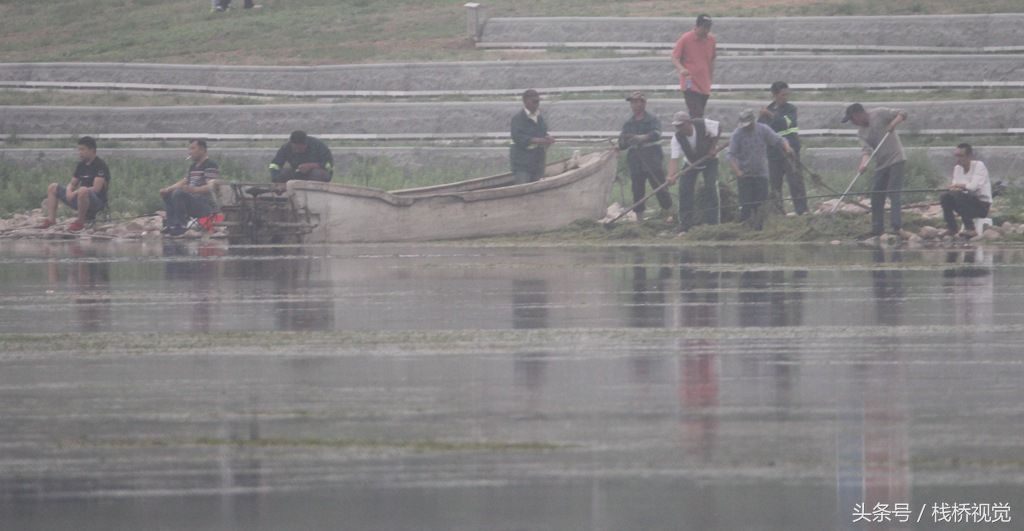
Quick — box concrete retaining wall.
[2,55,1023,94]
[480,14,1024,49]
[3,99,1022,137]
[4,146,1022,182]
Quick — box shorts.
[56,187,106,219]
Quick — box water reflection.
[942,248,994,327]
[871,249,906,326]
[45,242,112,332]
[512,279,550,395]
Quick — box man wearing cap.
[842,103,908,237]
[667,110,720,231]
[728,109,793,229]
[510,89,555,184]
[759,81,807,215]
[672,14,717,118]
[618,91,671,220]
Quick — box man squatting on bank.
[37,136,110,233]
[940,143,992,239]
[160,139,220,236]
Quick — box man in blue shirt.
[728,109,792,229]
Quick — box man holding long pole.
[841,103,908,237]
[618,91,672,221]
[667,111,720,231]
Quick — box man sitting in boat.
[268,130,334,183]
[510,89,556,185]
[160,139,220,236]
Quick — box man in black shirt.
[269,130,334,183]
[510,89,555,184]
[618,91,671,220]
[759,81,807,215]
[160,139,220,236]
[37,136,110,232]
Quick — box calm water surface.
[1,240,1022,530]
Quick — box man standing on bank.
[841,103,908,237]
[619,91,672,221]
[672,14,716,118]
[269,130,334,184]
[759,81,807,215]
[728,109,793,230]
[160,139,220,237]
[939,143,991,238]
[667,111,720,231]
[510,89,555,184]
[37,136,110,232]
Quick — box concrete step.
[3,146,1022,184]
[2,99,1022,139]
[2,55,1023,98]
[479,14,1024,52]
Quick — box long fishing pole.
[829,130,891,214]
[605,143,729,226]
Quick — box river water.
[1,240,1022,530]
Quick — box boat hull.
[284,149,617,243]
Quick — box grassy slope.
[0,0,1020,65]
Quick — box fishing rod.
[677,186,950,220]
[829,130,891,214]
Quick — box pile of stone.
[0,209,227,240]
[917,221,1024,242]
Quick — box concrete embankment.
[2,99,1021,139]
[2,55,1023,95]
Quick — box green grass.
[0,0,1020,65]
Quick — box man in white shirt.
[667,111,720,231]
[939,143,992,238]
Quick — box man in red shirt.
[672,14,717,118]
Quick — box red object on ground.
[196,213,225,232]
[34,220,55,229]
[67,221,86,232]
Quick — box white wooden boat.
[215,149,617,244]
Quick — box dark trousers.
[940,191,990,232]
[737,176,768,230]
[870,162,904,234]
[628,152,671,216]
[274,166,332,184]
[683,90,709,118]
[163,189,214,228]
[768,152,808,215]
[678,158,720,229]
